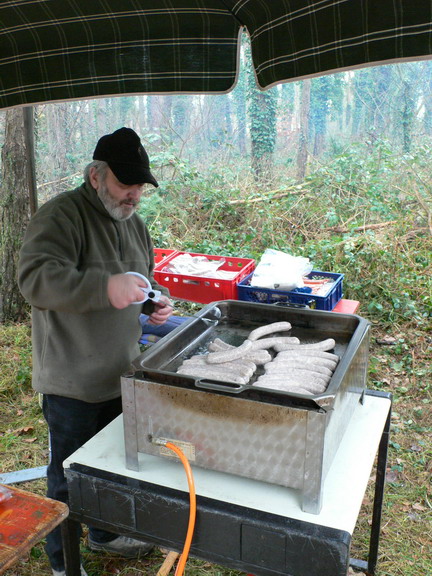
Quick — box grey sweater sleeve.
[18,202,111,314]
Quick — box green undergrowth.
[1,139,431,575]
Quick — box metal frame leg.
[350,390,392,576]
[61,518,81,576]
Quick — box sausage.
[276,349,339,362]
[248,321,292,341]
[265,361,333,378]
[207,338,232,351]
[181,356,256,379]
[246,350,273,365]
[273,338,336,352]
[177,365,249,385]
[204,332,336,364]
[274,354,338,371]
[183,355,256,372]
[274,357,337,371]
[250,337,300,351]
[208,338,272,365]
[206,339,253,364]
[261,367,331,385]
[267,355,334,372]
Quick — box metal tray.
[131,300,370,410]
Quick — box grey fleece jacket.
[18,182,169,402]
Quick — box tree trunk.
[296,79,311,181]
[172,95,190,140]
[248,87,277,182]
[0,108,32,322]
[243,40,277,183]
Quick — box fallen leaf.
[412,503,426,511]
[23,438,37,443]
[376,336,397,345]
[13,426,34,436]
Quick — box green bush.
[138,139,431,329]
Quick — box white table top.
[65,393,390,535]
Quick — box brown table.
[0,484,69,574]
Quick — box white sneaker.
[52,565,87,576]
[88,535,153,558]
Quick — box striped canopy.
[1,0,432,109]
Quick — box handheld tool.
[125,271,162,304]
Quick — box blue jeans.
[138,314,190,345]
[42,394,123,570]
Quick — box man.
[18,127,173,576]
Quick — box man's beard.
[98,182,136,221]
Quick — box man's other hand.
[147,295,173,325]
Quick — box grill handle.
[194,380,248,394]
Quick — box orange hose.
[165,442,197,576]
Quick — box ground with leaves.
[0,307,430,576]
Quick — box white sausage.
[255,374,328,390]
[206,339,253,364]
[250,337,300,351]
[261,368,331,385]
[273,355,337,371]
[181,357,256,379]
[273,338,336,352]
[207,338,233,351]
[207,338,272,365]
[248,321,292,341]
[265,360,334,378]
[246,350,273,365]
[277,349,339,363]
[177,365,249,385]
[183,355,256,372]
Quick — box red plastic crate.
[154,251,255,303]
[153,248,178,266]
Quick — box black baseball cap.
[93,127,158,187]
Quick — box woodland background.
[0,44,431,576]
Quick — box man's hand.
[147,295,173,325]
[107,273,149,309]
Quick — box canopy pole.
[23,106,38,215]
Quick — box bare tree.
[296,79,311,181]
[0,108,33,322]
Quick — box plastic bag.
[163,253,227,277]
[251,249,313,291]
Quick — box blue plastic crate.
[237,270,344,311]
